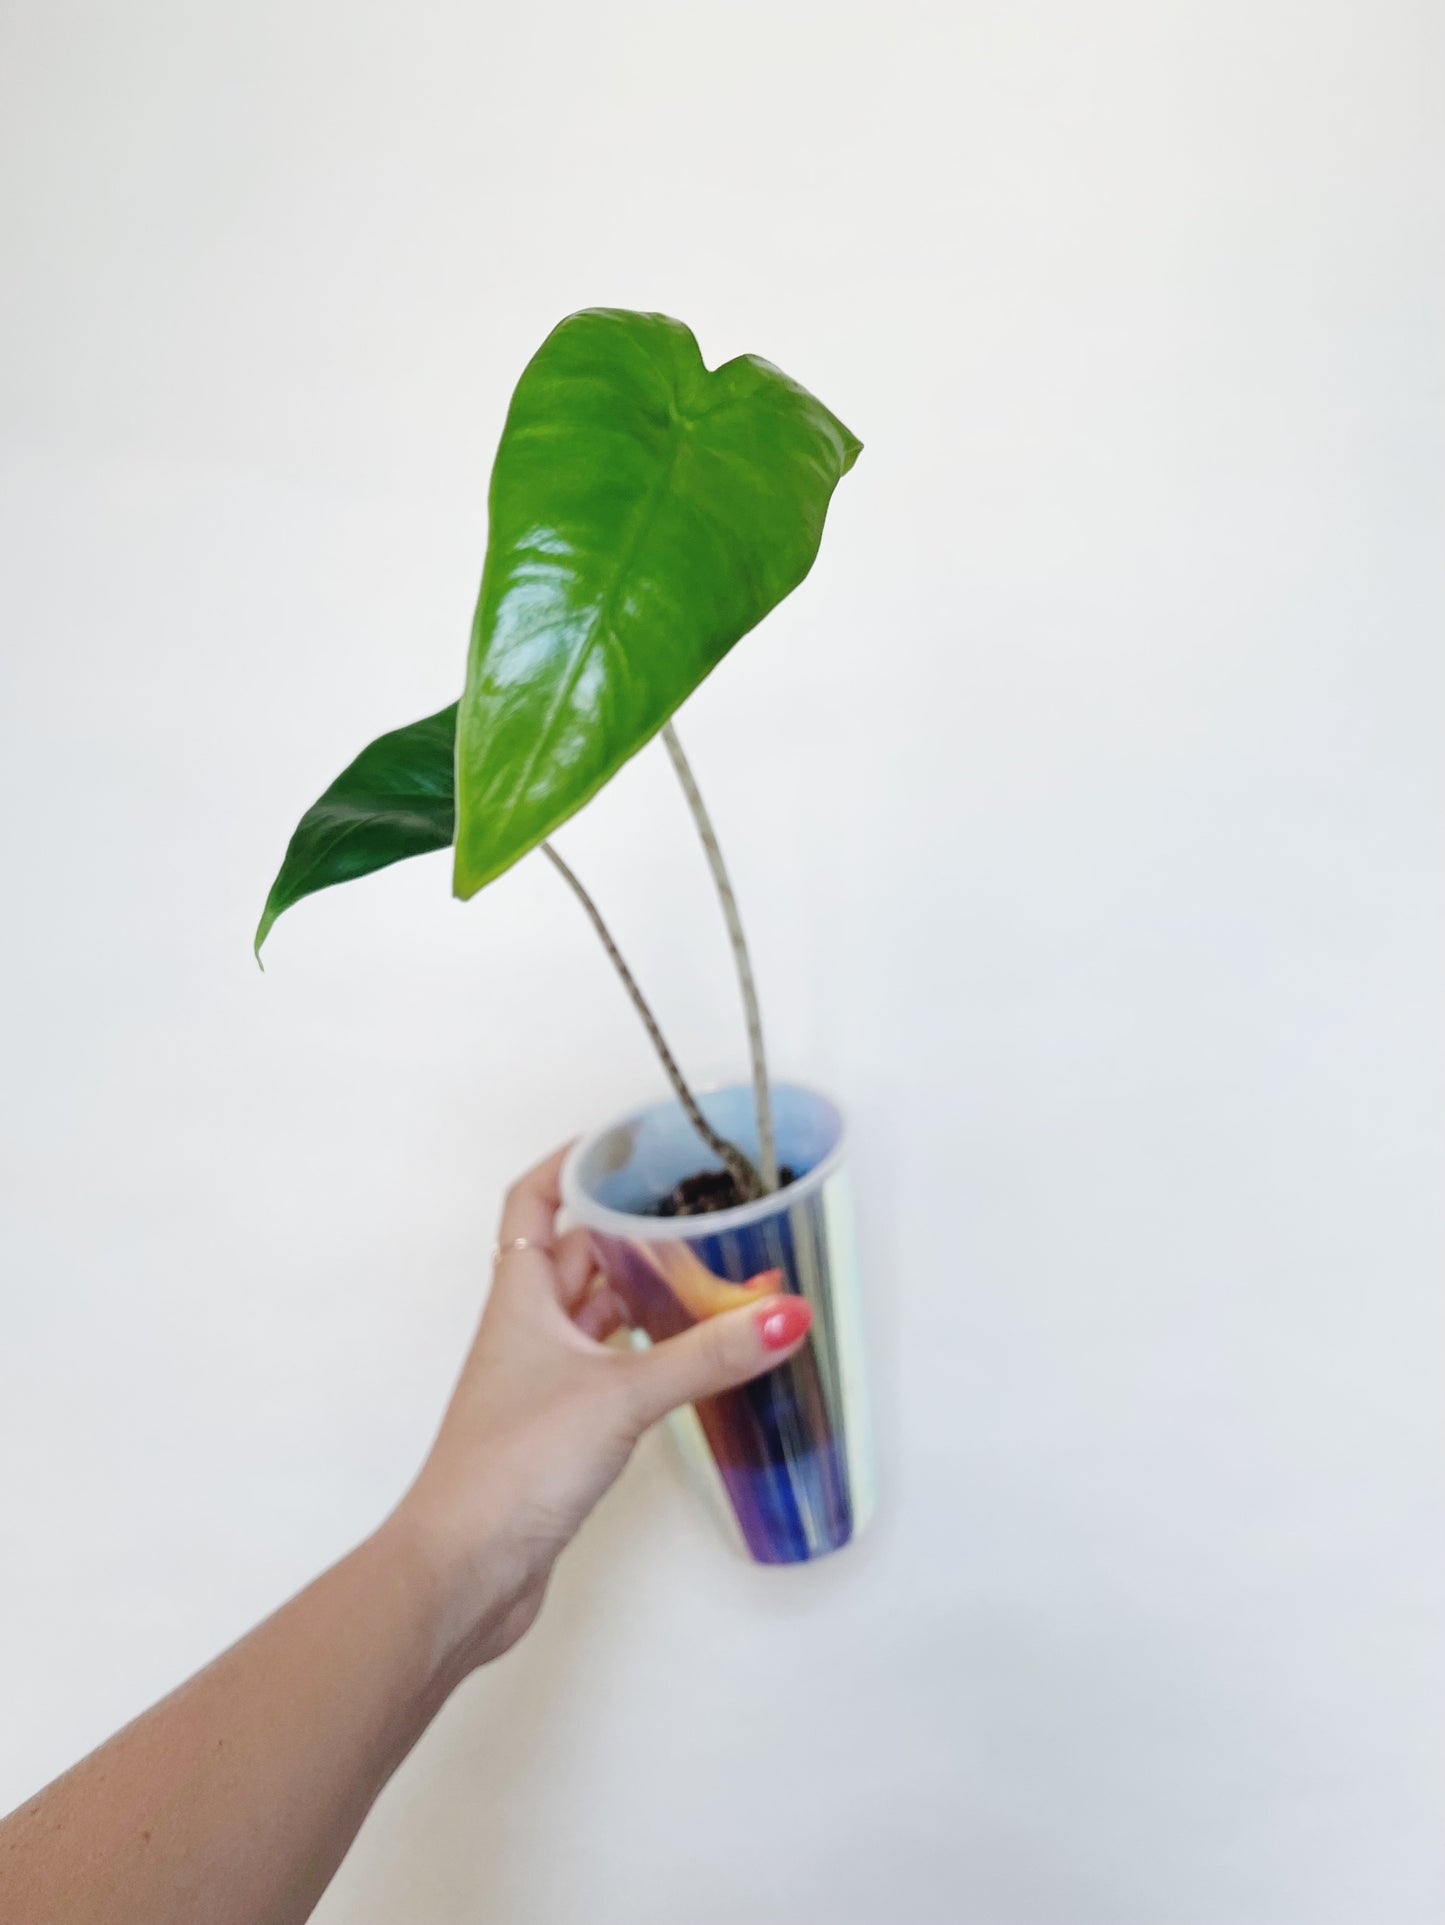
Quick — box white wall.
[2,2,1442,1919]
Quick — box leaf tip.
[253,902,277,969]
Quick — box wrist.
[376,1492,533,1683]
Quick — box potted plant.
[257,307,870,1563]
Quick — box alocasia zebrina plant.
[257,308,859,1200]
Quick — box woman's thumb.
[620,1293,813,1432]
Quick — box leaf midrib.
[483,399,692,853]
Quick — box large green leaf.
[254,704,456,957]
[453,308,860,898]
[255,311,859,955]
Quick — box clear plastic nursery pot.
[561,1083,874,1565]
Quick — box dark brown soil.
[647,1166,798,1218]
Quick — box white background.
[2,2,1442,1920]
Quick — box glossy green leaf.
[255,311,859,956]
[254,704,457,957]
[453,308,860,899]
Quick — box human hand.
[0,1147,811,1925]
[391,1144,812,1675]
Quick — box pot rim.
[560,1080,847,1243]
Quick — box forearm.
[0,1514,481,1925]
[0,1145,809,1925]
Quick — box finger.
[574,1282,629,1344]
[618,1294,812,1433]
[553,1227,598,1309]
[497,1141,575,1253]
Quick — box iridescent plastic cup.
[561,1083,873,1564]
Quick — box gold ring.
[491,1237,539,1265]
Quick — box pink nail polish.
[756,1296,812,1352]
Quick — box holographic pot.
[561,1083,873,1564]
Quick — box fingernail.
[755,1296,812,1352]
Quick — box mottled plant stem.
[660,722,780,1193]
[541,841,763,1201]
